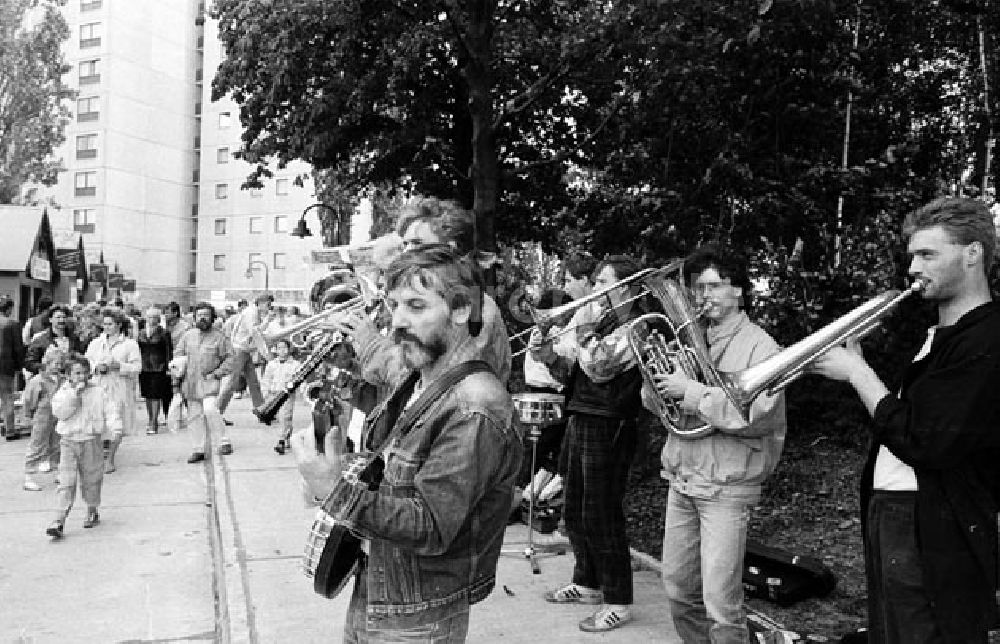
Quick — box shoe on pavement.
[217,443,233,456]
[38,461,52,473]
[578,605,632,633]
[544,583,603,605]
[23,477,42,492]
[83,509,100,528]
[146,424,158,435]
[46,520,64,538]
[222,418,234,427]
[187,452,206,464]
[274,440,286,455]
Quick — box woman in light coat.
[85,308,141,473]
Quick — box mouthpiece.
[909,277,929,293]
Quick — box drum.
[511,393,565,427]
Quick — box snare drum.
[511,393,565,427]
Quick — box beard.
[196,319,212,331]
[392,328,448,369]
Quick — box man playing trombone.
[646,245,786,643]
[530,255,649,633]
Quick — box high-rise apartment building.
[31,0,202,304]
[27,2,371,309]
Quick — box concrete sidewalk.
[1,396,672,643]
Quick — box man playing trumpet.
[647,246,786,643]
[813,197,1000,642]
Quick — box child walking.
[23,350,65,491]
[260,339,300,455]
[46,355,122,538]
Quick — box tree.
[211,0,645,256]
[0,0,72,204]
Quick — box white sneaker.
[23,477,42,492]
[38,462,52,473]
[544,583,603,604]
[579,605,632,633]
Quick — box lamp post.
[291,202,344,246]
[245,259,269,293]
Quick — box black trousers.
[865,491,945,644]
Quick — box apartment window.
[74,171,97,196]
[75,133,98,159]
[77,96,99,122]
[194,135,201,149]
[191,203,199,218]
[81,0,102,11]
[250,187,262,198]
[215,183,228,199]
[249,216,264,234]
[216,147,229,164]
[218,111,231,128]
[275,178,289,196]
[73,208,96,233]
[192,169,200,183]
[274,215,288,233]
[194,102,202,116]
[248,252,263,267]
[79,59,100,84]
[214,218,227,235]
[195,68,203,83]
[213,255,226,271]
[273,253,287,270]
[79,23,101,48]
[188,270,197,285]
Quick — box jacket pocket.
[384,450,421,489]
[371,540,423,606]
[710,435,761,483]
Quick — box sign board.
[30,255,51,281]
[310,248,352,265]
[108,272,123,289]
[122,279,136,292]
[90,263,108,283]
[56,249,81,271]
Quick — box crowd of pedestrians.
[0,293,308,539]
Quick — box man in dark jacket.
[0,297,26,439]
[815,197,1000,643]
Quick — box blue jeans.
[661,486,752,644]
[342,570,470,643]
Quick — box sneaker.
[217,443,233,456]
[46,520,64,538]
[38,461,52,473]
[222,418,234,427]
[23,477,42,492]
[187,452,206,464]
[578,605,632,633]
[146,425,158,435]
[273,440,286,455]
[544,583,603,605]
[83,509,100,529]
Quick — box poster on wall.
[90,263,108,284]
[30,255,51,281]
[108,273,124,289]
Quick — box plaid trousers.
[562,413,637,605]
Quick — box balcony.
[80,37,101,48]
[77,111,99,123]
[75,187,96,197]
[81,0,102,10]
[79,74,100,85]
[76,149,97,160]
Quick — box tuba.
[627,274,737,439]
[629,270,928,438]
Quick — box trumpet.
[510,262,683,358]
[250,285,372,356]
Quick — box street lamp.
[292,202,344,245]
[245,259,269,292]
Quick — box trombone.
[510,261,683,358]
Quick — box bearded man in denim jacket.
[295,245,522,643]
[647,246,786,643]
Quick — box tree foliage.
[0,0,72,204]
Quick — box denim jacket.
[322,355,522,629]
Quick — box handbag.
[743,539,837,606]
[303,360,494,599]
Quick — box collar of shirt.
[706,310,749,347]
